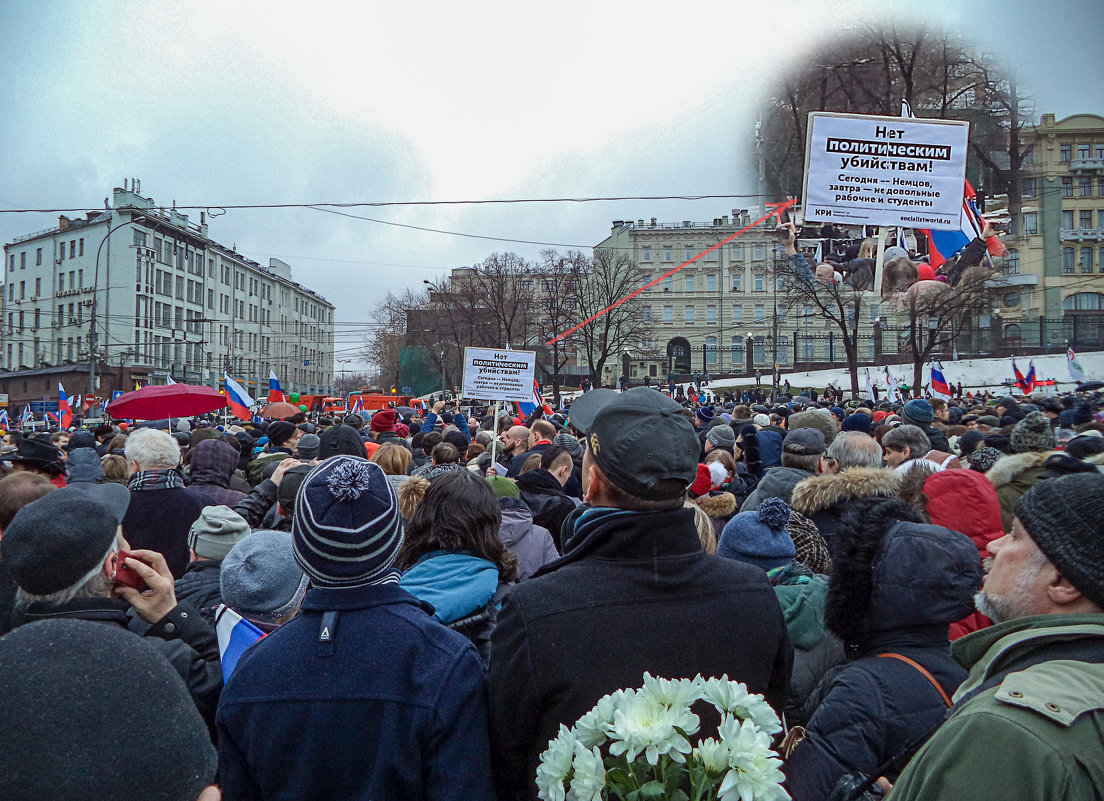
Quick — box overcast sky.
[2,0,1101,370]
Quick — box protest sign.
[462,347,536,402]
[802,112,969,231]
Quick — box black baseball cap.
[567,388,698,500]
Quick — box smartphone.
[114,550,148,593]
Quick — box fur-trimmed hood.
[985,450,1059,490]
[692,491,737,519]
[790,467,901,517]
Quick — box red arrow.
[546,197,797,345]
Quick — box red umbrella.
[259,401,299,419]
[106,383,228,420]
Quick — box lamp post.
[89,216,148,401]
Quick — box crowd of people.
[0,383,1102,800]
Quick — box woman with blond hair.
[369,442,412,492]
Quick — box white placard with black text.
[461,348,536,402]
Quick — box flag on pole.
[518,378,545,416]
[930,362,951,397]
[268,370,285,404]
[1068,341,1088,383]
[883,366,900,403]
[0,409,8,428]
[864,368,877,402]
[166,375,177,385]
[1024,360,1037,395]
[214,605,265,681]
[20,406,33,427]
[813,241,823,264]
[57,383,72,428]
[351,396,364,415]
[223,373,256,421]
[896,227,908,253]
[1011,357,1033,395]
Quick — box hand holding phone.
[114,549,148,593]
[111,549,178,624]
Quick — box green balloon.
[289,392,300,403]
[298,404,307,411]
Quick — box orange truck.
[346,392,415,413]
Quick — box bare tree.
[894,265,1002,394]
[574,248,653,385]
[364,288,426,389]
[533,249,585,406]
[759,24,1033,214]
[774,253,869,397]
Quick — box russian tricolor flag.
[518,378,547,416]
[224,372,256,421]
[268,370,285,404]
[930,362,951,397]
[214,605,265,681]
[57,383,72,428]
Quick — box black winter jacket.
[233,478,278,529]
[514,469,576,547]
[174,559,224,623]
[784,521,982,799]
[488,505,793,801]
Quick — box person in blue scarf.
[398,470,517,666]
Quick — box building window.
[684,246,694,261]
[1064,247,1076,273]
[752,244,765,260]
[731,243,743,261]
[1081,178,1093,197]
[19,281,25,299]
[663,305,672,323]
[35,278,40,295]
[753,337,765,365]
[732,305,742,323]
[663,275,672,292]
[1060,144,1072,162]
[778,337,790,365]
[1022,178,1037,198]
[754,304,764,322]
[802,337,816,360]
[78,269,83,287]
[663,247,672,262]
[754,274,764,292]
[705,336,717,366]
[706,274,716,292]
[1082,247,1094,273]
[1004,249,1020,274]
[776,275,785,292]
[685,305,695,323]
[706,305,716,323]
[731,273,742,291]
[685,274,695,292]
[78,238,84,256]
[730,336,744,364]
[643,306,652,323]
[133,230,148,247]
[1062,210,1075,229]
[1062,177,1073,197]
[1078,145,1091,159]
[1100,247,1104,272]
[8,253,13,271]
[1081,210,1094,229]
[1023,146,1034,165]
[35,248,42,265]
[1022,212,1038,235]
[641,246,652,262]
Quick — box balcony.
[1070,157,1104,172]
[1061,228,1104,242]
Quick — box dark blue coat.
[216,582,495,801]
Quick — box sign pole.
[873,226,889,298]
[489,398,502,469]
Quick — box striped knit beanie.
[292,456,404,588]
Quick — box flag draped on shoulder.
[1067,341,1088,383]
[214,605,265,681]
[57,383,72,428]
[223,373,256,421]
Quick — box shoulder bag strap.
[877,652,952,708]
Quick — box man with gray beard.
[889,473,1104,801]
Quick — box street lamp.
[89,216,148,401]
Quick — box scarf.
[127,469,185,492]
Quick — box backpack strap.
[877,652,952,708]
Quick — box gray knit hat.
[706,424,736,450]
[292,456,403,588]
[296,433,321,460]
[1010,411,1055,454]
[221,530,310,624]
[188,505,251,560]
[552,432,583,459]
[1015,473,1104,608]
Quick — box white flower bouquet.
[536,673,789,801]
